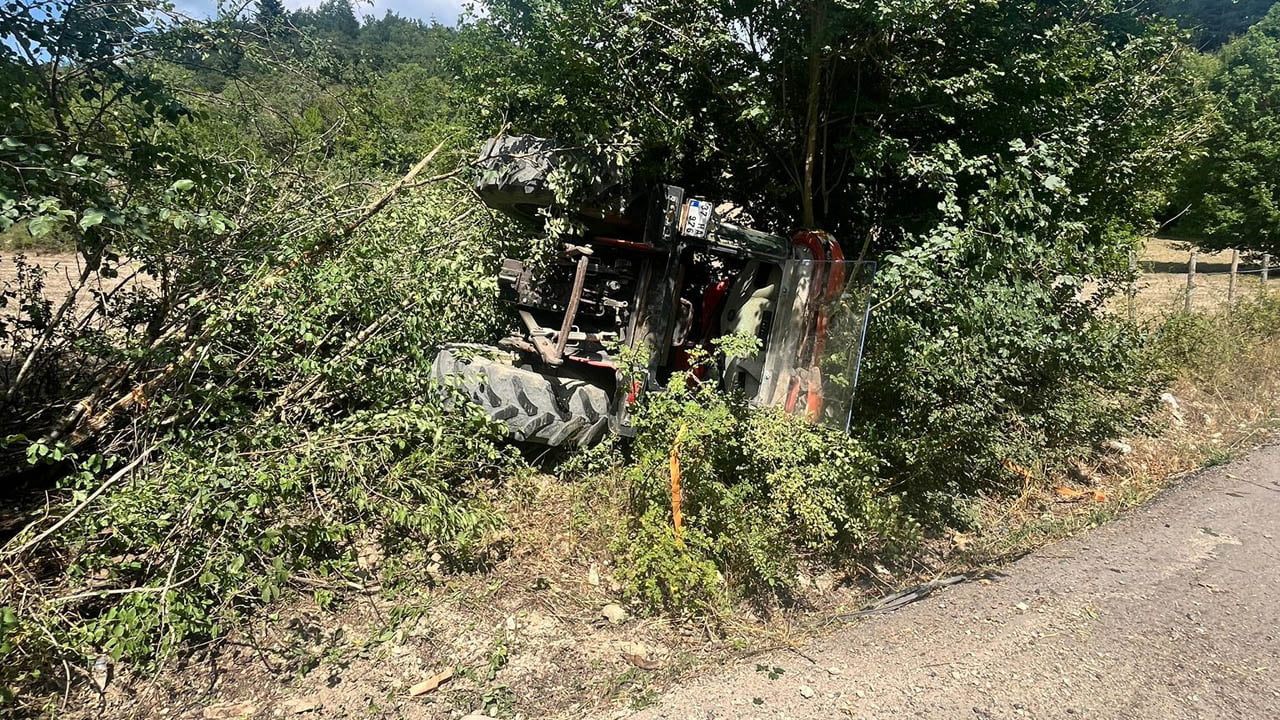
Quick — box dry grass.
[74,468,895,720]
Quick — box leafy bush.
[854,231,1168,523]
[5,404,506,666]
[0,2,527,711]
[614,355,919,613]
[0,180,532,712]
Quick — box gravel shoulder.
[622,444,1280,720]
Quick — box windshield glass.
[756,258,875,432]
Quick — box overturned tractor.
[431,136,874,446]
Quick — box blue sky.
[174,0,469,25]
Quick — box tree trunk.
[801,0,828,229]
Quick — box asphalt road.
[627,444,1280,720]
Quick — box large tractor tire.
[474,135,621,224]
[431,345,612,448]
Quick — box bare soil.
[1127,239,1270,317]
[0,251,157,315]
[0,250,159,384]
[0,240,1247,323]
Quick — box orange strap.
[669,424,688,545]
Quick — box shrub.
[0,184,530,713]
[613,352,919,614]
[1152,294,1280,378]
[4,403,509,671]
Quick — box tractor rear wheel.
[430,345,612,447]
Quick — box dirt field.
[0,250,87,292]
[5,241,1263,322]
[0,250,157,318]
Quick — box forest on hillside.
[3,0,1280,715]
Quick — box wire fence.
[1127,244,1273,320]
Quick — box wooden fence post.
[1228,248,1240,308]
[1184,248,1197,313]
[1127,248,1137,324]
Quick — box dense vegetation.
[1,0,1278,714]
[0,1,511,711]
[1148,0,1278,48]
[1170,5,1280,254]
[459,0,1208,522]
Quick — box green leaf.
[79,208,106,230]
[171,179,196,192]
[27,215,59,238]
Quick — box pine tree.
[315,0,359,38]
[256,0,286,30]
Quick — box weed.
[480,684,516,717]
[628,686,660,710]
[1202,446,1235,467]
[755,664,785,680]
